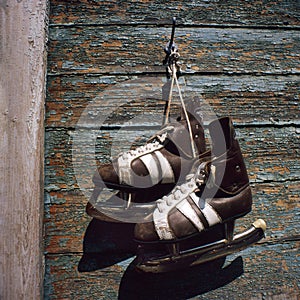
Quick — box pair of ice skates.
[86,102,266,273]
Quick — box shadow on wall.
[78,218,244,299]
[78,219,136,271]
[119,256,243,300]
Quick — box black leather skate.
[133,117,266,272]
[86,98,208,223]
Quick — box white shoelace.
[156,162,210,213]
[118,125,174,161]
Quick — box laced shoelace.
[148,125,174,142]
[156,175,195,213]
[156,162,210,213]
[118,125,175,161]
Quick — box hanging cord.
[163,62,176,125]
[162,18,197,158]
[162,17,178,125]
[173,61,197,158]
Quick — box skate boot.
[133,117,266,272]
[87,98,208,222]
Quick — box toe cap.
[134,222,160,242]
[93,163,119,186]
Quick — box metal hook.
[163,17,178,65]
[164,17,177,57]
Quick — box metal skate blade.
[134,219,266,273]
[87,187,156,223]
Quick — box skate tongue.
[149,122,195,158]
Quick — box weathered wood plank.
[47,26,300,75]
[44,254,126,299]
[44,126,299,191]
[0,1,48,299]
[45,1,300,299]
[49,0,300,27]
[44,180,300,253]
[44,241,300,300]
[46,74,300,127]
[44,192,299,257]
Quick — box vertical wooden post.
[0,0,48,299]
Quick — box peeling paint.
[44,1,300,299]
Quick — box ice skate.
[85,18,212,222]
[133,117,266,272]
[86,99,208,222]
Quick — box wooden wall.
[45,1,299,299]
[0,1,48,299]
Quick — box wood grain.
[47,26,300,75]
[0,1,48,299]
[49,0,300,27]
[44,126,299,191]
[46,74,300,127]
[44,181,299,254]
[44,1,300,299]
[44,242,300,299]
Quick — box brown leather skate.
[86,98,208,222]
[92,105,206,192]
[134,117,252,242]
[132,117,266,273]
